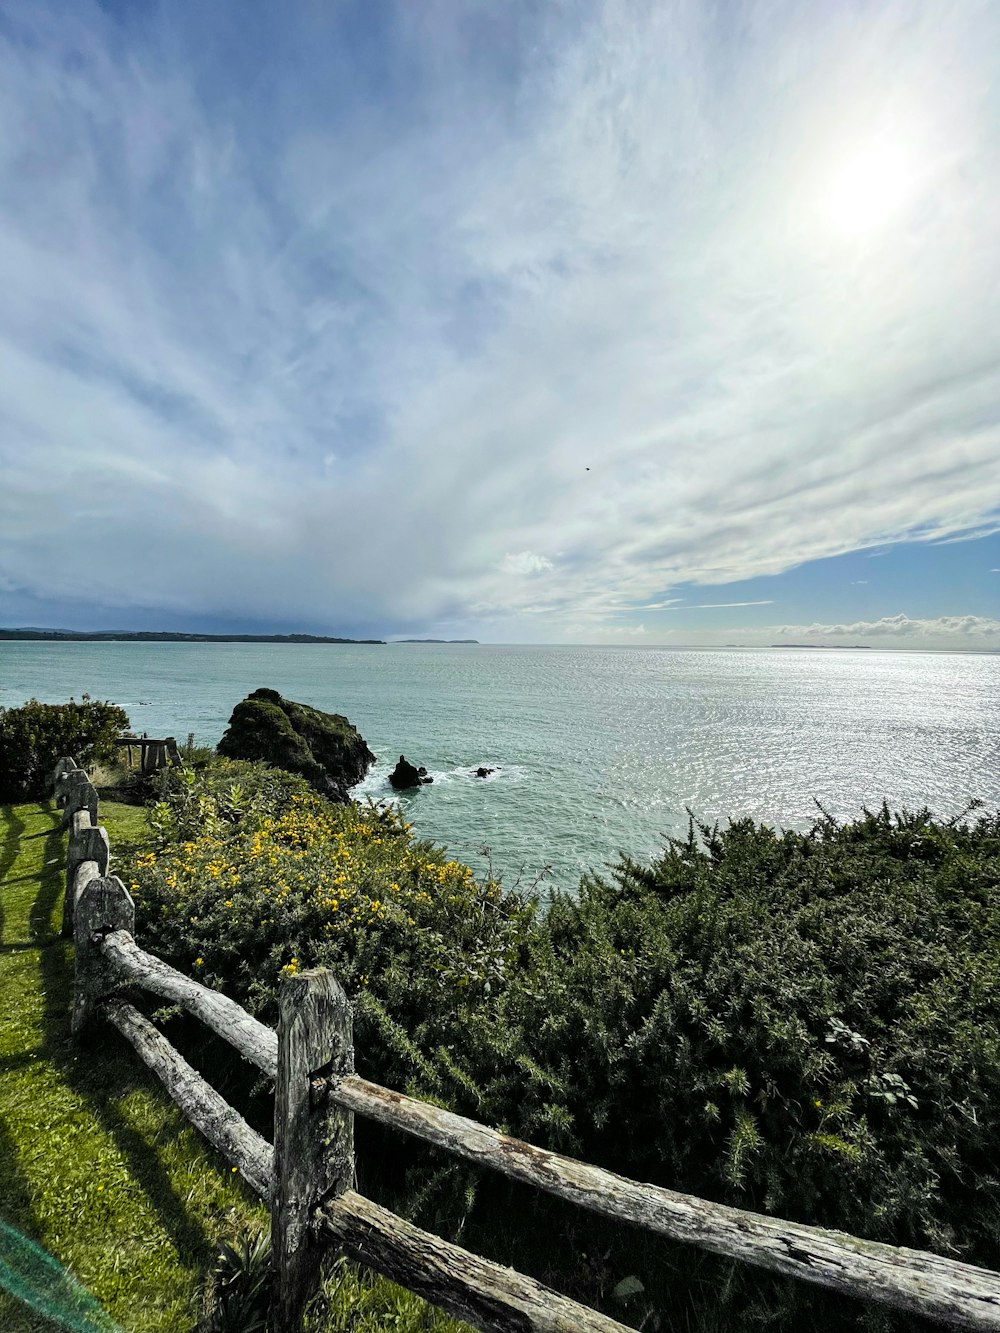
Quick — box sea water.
[2,643,997,892]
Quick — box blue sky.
[0,0,998,647]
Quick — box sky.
[1,0,998,648]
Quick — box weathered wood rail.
[54,757,1000,1332]
[114,734,182,773]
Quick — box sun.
[822,137,919,238]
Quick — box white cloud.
[777,613,1000,640]
[0,3,998,635]
[691,600,775,609]
[585,622,647,639]
[499,551,554,577]
[633,598,774,610]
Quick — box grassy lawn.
[0,798,264,1332]
[0,798,470,1333]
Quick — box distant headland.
[0,628,384,644]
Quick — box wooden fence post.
[55,766,85,810]
[52,756,80,791]
[63,818,110,937]
[61,775,99,830]
[272,970,355,1333]
[73,875,135,1038]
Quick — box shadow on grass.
[1,873,61,889]
[0,806,27,951]
[0,809,49,1321]
[0,1114,41,1241]
[1,806,26,882]
[29,807,64,944]
[31,817,215,1271]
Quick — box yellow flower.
[195,957,204,966]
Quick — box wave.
[353,761,526,797]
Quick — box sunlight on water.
[2,643,997,892]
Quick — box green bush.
[126,764,1000,1330]
[135,760,540,1116]
[527,805,1000,1265]
[0,697,130,801]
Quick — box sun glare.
[822,137,919,238]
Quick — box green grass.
[0,798,262,1332]
[0,799,470,1333]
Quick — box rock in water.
[217,688,375,802]
[388,755,424,789]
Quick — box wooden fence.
[53,757,1000,1333]
[114,735,182,773]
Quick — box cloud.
[585,622,647,639]
[0,2,998,635]
[499,551,554,577]
[690,600,775,609]
[850,580,869,585]
[633,598,773,611]
[777,613,1000,639]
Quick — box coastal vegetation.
[128,755,1000,1330]
[0,792,469,1332]
[215,689,375,802]
[0,796,259,1332]
[0,630,384,643]
[0,698,129,802]
[4,696,998,1330]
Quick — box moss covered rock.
[216,688,375,801]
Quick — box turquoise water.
[2,643,997,891]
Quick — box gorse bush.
[0,697,129,801]
[528,806,1000,1263]
[136,760,541,1114]
[127,762,1000,1330]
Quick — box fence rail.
[114,735,182,773]
[54,756,1000,1333]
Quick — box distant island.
[396,638,479,643]
[772,643,872,649]
[0,629,384,644]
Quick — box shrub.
[526,805,1000,1264]
[0,697,130,802]
[202,1226,271,1333]
[135,761,541,1117]
[126,765,1000,1330]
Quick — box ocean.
[2,642,997,892]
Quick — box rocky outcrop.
[217,688,375,802]
[474,767,495,778]
[388,756,433,789]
